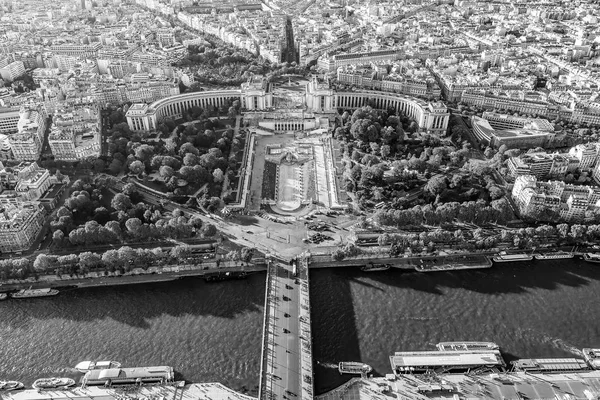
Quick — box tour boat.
[75,360,121,373]
[582,348,600,369]
[0,381,24,391]
[32,377,75,389]
[492,253,533,263]
[0,293,7,300]
[361,263,391,272]
[436,341,500,352]
[338,362,372,375]
[11,288,59,299]
[534,252,574,260]
[583,253,600,263]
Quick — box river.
[1,260,600,396]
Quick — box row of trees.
[0,245,213,282]
[372,198,515,227]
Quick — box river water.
[2,260,600,395]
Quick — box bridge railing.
[258,260,275,400]
[298,258,314,400]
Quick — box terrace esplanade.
[126,76,449,134]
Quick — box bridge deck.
[259,258,313,400]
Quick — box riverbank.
[309,253,493,271]
[0,264,267,292]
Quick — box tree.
[424,175,447,196]
[179,142,200,157]
[201,223,217,237]
[52,229,64,244]
[213,168,224,183]
[109,159,123,174]
[380,144,391,159]
[170,245,191,259]
[79,251,101,271]
[241,247,254,262]
[129,160,144,175]
[33,254,53,272]
[332,248,345,261]
[125,218,143,236]
[111,193,132,212]
[159,165,175,181]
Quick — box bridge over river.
[258,256,314,400]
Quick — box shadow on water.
[0,273,266,329]
[310,269,361,395]
[344,258,600,295]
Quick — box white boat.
[75,360,121,373]
[338,362,372,375]
[0,293,7,300]
[492,253,533,263]
[361,263,391,272]
[32,377,75,389]
[0,381,24,391]
[534,252,574,260]
[11,288,59,299]
[583,253,600,263]
[583,348,600,369]
[436,341,500,352]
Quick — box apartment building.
[0,201,45,253]
[8,106,47,161]
[0,107,21,133]
[512,175,600,222]
[568,143,600,172]
[0,60,25,82]
[48,105,100,161]
[507,153,572,180]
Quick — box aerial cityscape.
[1,0,600,399]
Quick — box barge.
[534,252,574,260]
[583,253,600,263]
[338,362,372,375]
[582,348,600,369]
[436,341,500,352]
[11,288,59,299]
[492,253,533,263]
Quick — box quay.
[7,370,600,400]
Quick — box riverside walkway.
[259,256,313,400]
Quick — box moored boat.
[583,348,600,369]
[361,263,391,272]
[75,361,121,373]
[32,377,75,389]
[11,288,59,299]
[0,293,7,300]
[0,381,24,391]
[583,253,600,263]
[492,253,533,263]
[338,362,372,375]
[204,271,247,282]
[534,252,574,260]
[436,341,500,352]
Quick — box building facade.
[0,201,45,253]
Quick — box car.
[282,295,290,301]
[284,313,290,317]
[282,328,290,333]
[246,230,253,234]
[285,284,292,289]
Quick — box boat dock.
[414,255,492,272]
[390,350,506,374]
[511,358,590,373]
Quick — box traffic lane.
[272,265,301,398]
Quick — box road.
[261,260,306,400]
